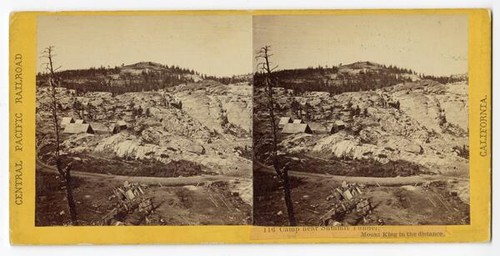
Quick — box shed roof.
[335,120,347,126]
[293,119,305,124]
[278,117,293,126]
[117,120,128,127]
[90,122,109,133]
[63,123,94,134]
[282,123,313,134]
[309,123,327,132]
[60,117,75,126]
[74,119,86,124]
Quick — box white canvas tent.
[90,122,109,134]
[63,123,94,134]
[278,117,293,128]
[60,117,75,128]
[282,123,313,134]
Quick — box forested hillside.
[254,61,467,95]
[37,61,251,95]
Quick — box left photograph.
[35,15,253,226]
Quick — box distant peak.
[124,62,164,69]
[342,61,383,69]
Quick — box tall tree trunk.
[282,166,296,226]
[64,168,78,224]
[43,46,78,225]
[257,45,296,226]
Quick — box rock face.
[270,79,469,176]
[37,80,253,179]
[177,83,252,135]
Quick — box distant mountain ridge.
[37,61,252,95]
[254,61,467,94]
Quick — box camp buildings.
[282,123,313,134]
[279,116,312,134]
[60,117,75,128]
[60,116,128,135]
[63,123,95,134]
[279,116,346,135]
[278,117,293,128]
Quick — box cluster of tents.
[278,117,346,135]
[60,117,127,135]
[278,117,312,134]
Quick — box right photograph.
[252,15,470,226]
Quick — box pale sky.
[253,15,468,76]
[37,15,252,77]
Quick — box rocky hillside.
[37,79,253,180]
[255,78,469,178]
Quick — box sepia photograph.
[35,15,253,226]
[7,8,493,247]
[252,15,470,226]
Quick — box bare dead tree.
[162,90,169,108]
[256,45,296,226]
[41,46,78,225]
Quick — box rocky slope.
[259,79,469,177]
[37,79,253,205]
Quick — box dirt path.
[254,160,465,186]
[37,157,249,186]
[38,155,461,188]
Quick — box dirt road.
[254,160,465,186]
[36,157,249,186]
[37,156,461,187]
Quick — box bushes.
[452,145,469,159]
[67,153,211,177]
